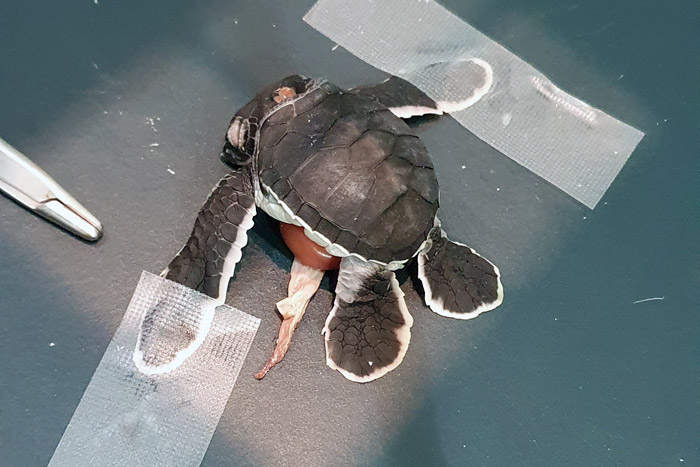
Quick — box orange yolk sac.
[279,223,341,271]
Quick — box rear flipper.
[323,256,413,383]
[418,227,503,319]
[352,59,493,119]
[162,168,256,302]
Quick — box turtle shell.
[257,81,439,264]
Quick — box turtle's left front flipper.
[323,256,414,383]
[418,227,503,319]
[162,168,256,302]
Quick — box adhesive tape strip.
[304,0,645,208]
[48,271,260,467]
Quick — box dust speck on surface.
[49,342,55,347]
[167,168,175,175]
[632,296,665,304]
[146,117,159,132]
[331,44,339,51]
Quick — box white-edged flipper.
[133,298,216,376]
[353,76,442,118]
[353,58,493,119]
[323,256,413,383]
[133,169,255,374]
[162,168,256,302]
[418,227,503,319]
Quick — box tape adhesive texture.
[304,0,644,208]
[48,271,260,467]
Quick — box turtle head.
[222,75,315,168]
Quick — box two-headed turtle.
[158,68,503,382]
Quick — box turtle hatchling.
[161,69,503,383]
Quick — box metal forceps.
[0,137,103,241]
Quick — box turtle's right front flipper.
[134,168,255,375]
[162,168,256,302]
[323,256,414,383]
[352,58,493,119]
[353,76,443,118]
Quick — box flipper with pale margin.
[323,256,413,382]
[133,168,256,375]
[418,226,503,319]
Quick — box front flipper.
[323,256,413,383]
[353,76,442,118]
[353,59,493,119]
[418,227,503,319]
[162,168,256,302]
[134,169,255,374]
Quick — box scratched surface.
[0,1,697,466]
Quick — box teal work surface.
[0,1,697,466]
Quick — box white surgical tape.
[48,271,259,467]
[304,0,645,208]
